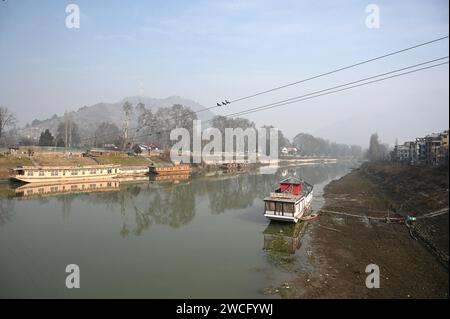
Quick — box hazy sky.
[0,0,448,146]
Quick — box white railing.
[270,192,295,199]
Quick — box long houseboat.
[12,165,121,184]
[264,177,313,223]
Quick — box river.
[0,163,353,298]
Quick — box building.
[281,147,298,155]
[393,142,413,164]
[425,133,443,166]
[393,130,448,166]
[413,137,426,165]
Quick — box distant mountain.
[19,96,216,140]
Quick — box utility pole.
[64,112,69,147]
[68,115,72,147]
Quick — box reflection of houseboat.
[12,165,121,184]
[264,177,313,223]
[263,221,307,254]
[149,173,190,182]
[148,164,191,175]
[15,180,120,198]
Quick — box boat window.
[71,171,78,175]
[90,170,96,174]
[39,171,44,176]
[71,185,78,190]
[107,169,112,174]
[27,171,33,176]
[275,202,283,212]
[51,170,58,176]
[284,203,294,213]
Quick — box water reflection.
[263,220,308,254]
[0,163,352,236]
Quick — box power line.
[77,36,449,144]
[222,57,449,118]
[129,59,448,140]
[225,61,449,118]
[229,35,449,103]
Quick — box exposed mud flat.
[285,162,448,298]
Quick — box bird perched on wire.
[225,100,230,104]
[216,103,221,107]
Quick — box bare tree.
[122,101,133,148]
[0,106,17,140]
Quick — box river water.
[0,163,352,298]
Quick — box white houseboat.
[11,165,121,184]
[263,177,313,223]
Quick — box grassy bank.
[283,162,448,298]
[94,155,153,166]
[0,157,33,179]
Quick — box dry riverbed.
[274,162,448,298]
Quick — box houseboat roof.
[279,177,304,184]
[263,196,299,203]
[14,164,121,171]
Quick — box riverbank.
[282,162,448,298]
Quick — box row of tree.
[292,133,364,158]
[2,103,390,162]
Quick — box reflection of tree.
[205,163,351,215]
[144,184,195,229]
[0,198,14,226]
[0,163,352,234]
[56,195,74,217]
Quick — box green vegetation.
[38,129,54,146]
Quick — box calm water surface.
[0,163,352,298]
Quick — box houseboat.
[263,177,313,223]
[148,163,191,175]
[11,164,121,184]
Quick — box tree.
[56,121,80,147]
[94,122,122,147]
[122,101,134,148]
[366,133,389,161]
[0,106,16,140]
[137,104,198,150]
[38,129,55,146]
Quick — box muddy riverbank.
[281,162,448,298]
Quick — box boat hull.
[12,174,120,184]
